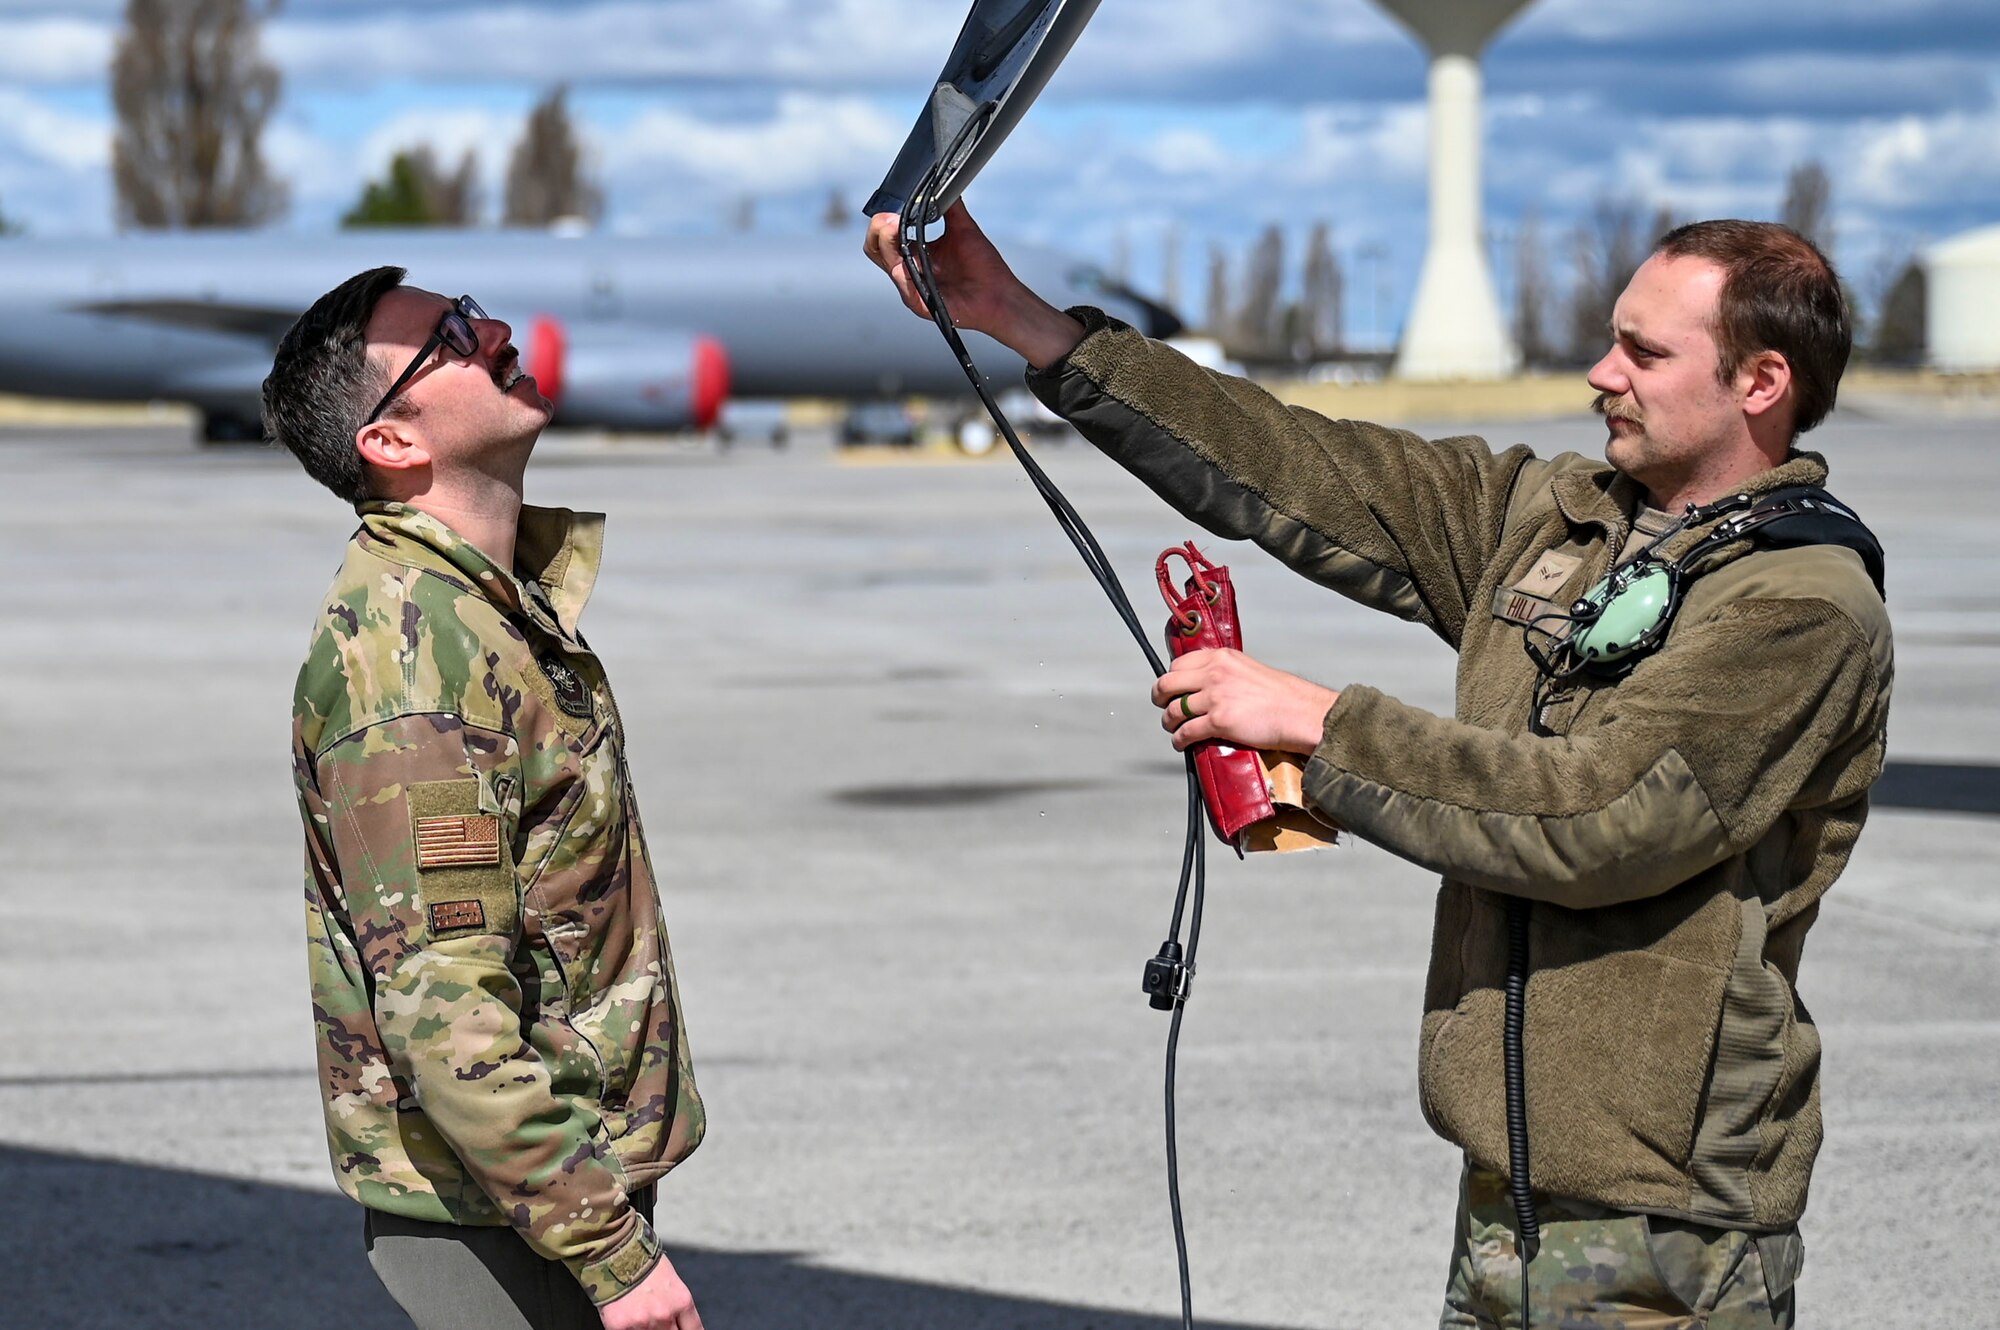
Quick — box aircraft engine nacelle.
[523,317,729,432]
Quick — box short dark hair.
[262,265,407,504]
[1653,220,1850,438]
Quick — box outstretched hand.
[863,201,1087,370]
[1152,648,1340,756]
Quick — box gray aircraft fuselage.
[0,229,1178,434]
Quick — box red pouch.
[1158,543,1341,856]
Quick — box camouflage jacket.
[292,501,704,1304]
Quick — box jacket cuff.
[1303,684,1379,816]
[1023,305,1131,393]
[570,1222,663,1306]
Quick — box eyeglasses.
[363,294,488,425]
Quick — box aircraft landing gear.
[199,411,264,446]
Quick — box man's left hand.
[1152,648,1340,755]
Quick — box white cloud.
[603,93,903,197]
[0,88,109,171]
[263,0,953,90]
[0,16,113,83]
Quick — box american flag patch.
[415,814,502,868]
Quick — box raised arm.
[864,205,1535,644]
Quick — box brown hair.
[261,266,407,504]
[1654,220,1850,438]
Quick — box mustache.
[1593,391,1643,425]
[492,345,524,390]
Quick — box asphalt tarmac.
[2,412,1994,1329]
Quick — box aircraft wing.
[72,298,305,344]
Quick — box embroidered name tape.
[415,814,502,869]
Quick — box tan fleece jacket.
[1027,307,1893,1230]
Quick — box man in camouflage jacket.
[867,209,1890,1327]
[264,269,705,1330]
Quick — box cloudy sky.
[1,0,1995,342]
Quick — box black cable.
[898,139,1205,1330]
[1503,895,1538,1327]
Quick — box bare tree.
[1512,209,1552,367]
[1300,221,1344,357]
[1204,242,1230,340]
[110,0,286,229]
[1160,220,1182,319]
[343,147,479,228]
[1564,196,1648,361]
[1781,159,1833,253]
[1111,223,1131,286]
[504,85,602,228]
[1237,224,1285,358]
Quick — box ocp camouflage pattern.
[292,501,703,1305]
[1439,1166,1800,1329]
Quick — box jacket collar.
[354,501,605,636]
[1553,449,1831,544]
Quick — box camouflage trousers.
[1439,1164,1803,1329]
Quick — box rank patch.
[428,899,487,932]
[415,814,502,868]
[1511,550,1583,598]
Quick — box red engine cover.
[527,315,566,409]
[690,335,729,430]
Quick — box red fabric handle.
[1157,543,1275,851]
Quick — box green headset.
[1526,485,1886,683]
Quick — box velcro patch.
[428,899,487,933]
[415,814,502,868]
[1510,550,1583,598]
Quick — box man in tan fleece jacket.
[867,205,1891,1329]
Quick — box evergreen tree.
[1871,259,1926,365]
[343,147,479,228]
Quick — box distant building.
[1928,224,2000,373]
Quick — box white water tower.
[1374,0,1532,380]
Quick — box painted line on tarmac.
[0,1067,314,1089]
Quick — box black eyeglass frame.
[362,294,488,426]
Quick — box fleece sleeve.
[1303,597,1887,908]
[1026,307,1538,647]
[313,712,662,1304]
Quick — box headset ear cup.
[1567,563,1678,670]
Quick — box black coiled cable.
[1503,895,1538,1324]
[896,121,1208,1330]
